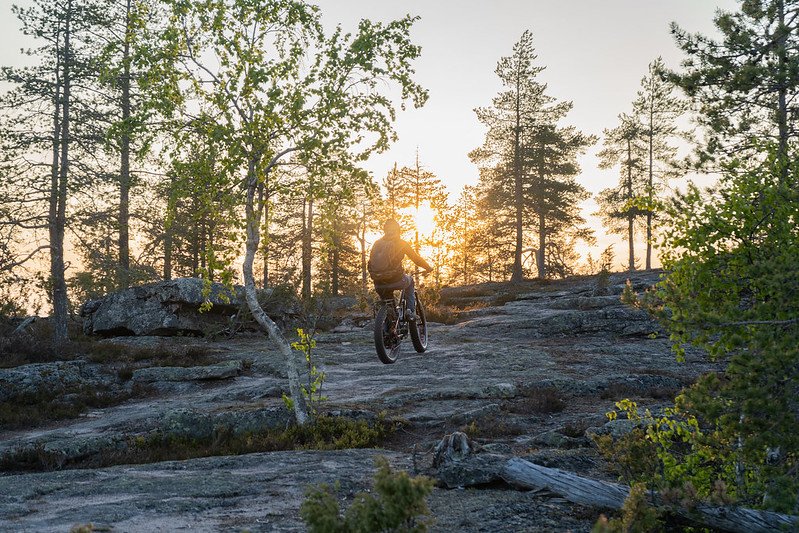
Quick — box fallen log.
[501,457,799,533]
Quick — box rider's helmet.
[383,218,401,237]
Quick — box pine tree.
[394,152,447,281]
[595,114,647,272]
[670,0,799,172]
[654,153,799,511]
[1,0,105,343]
[522,120,595,278]
[471,31,594,280]
[632,58,686,269]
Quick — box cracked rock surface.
[0,270,719,532]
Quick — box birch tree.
[168,0,427,424]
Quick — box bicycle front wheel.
[374,304,401,364]
[409,293,428,353]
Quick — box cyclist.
[368,218,433,321]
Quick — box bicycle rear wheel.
[409,293,428,353]
[374,303,401,364]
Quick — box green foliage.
[69,525,99,533]
[600,399,729,500]
[2,413,393,472]
[643,153,799,511]
[300,456,434,533]
[128,414,392,462]
[291,328,327,416]
[0,384,134,432]
[290,414,392,451]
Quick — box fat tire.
[374,304,401,364]
[409,294,428,353]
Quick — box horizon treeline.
[0,0,794,323]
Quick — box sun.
[413,201,438,239]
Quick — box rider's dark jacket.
[368,236,432,285]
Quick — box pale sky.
[0,0,739,269]
[316,0,738,266]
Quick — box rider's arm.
[401,241,433,272]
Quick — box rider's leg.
[375,286,394,302]
[404,274,416,319]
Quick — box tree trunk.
[261,198,269,288]
[190,210,199,275]
[48,24,62,338]
[243,159,308,426]
[301,194,313,302]
[487,247,494,283]
[509,70,524,282]
[463,246,469,285]
[501,458,798,533]
[199,213,207,275]
[163,174,177,281]
[536,213,546,279]
[50,0,72,346]
[776,0,789,178]
[359,216,367,296]
[626,138,635,272]
[331,218,339,296]
[646,107,654,270]
[628,218,635,273]
[413,151,421,284]
[118,0,132,288]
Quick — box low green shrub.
[118,414,393,466]
[301,456,434,533]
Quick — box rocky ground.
[0,270,720,532]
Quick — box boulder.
[81,278,238,336]
[586,418,641,439]
[0,361,103,402]
[81,278,301,337]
